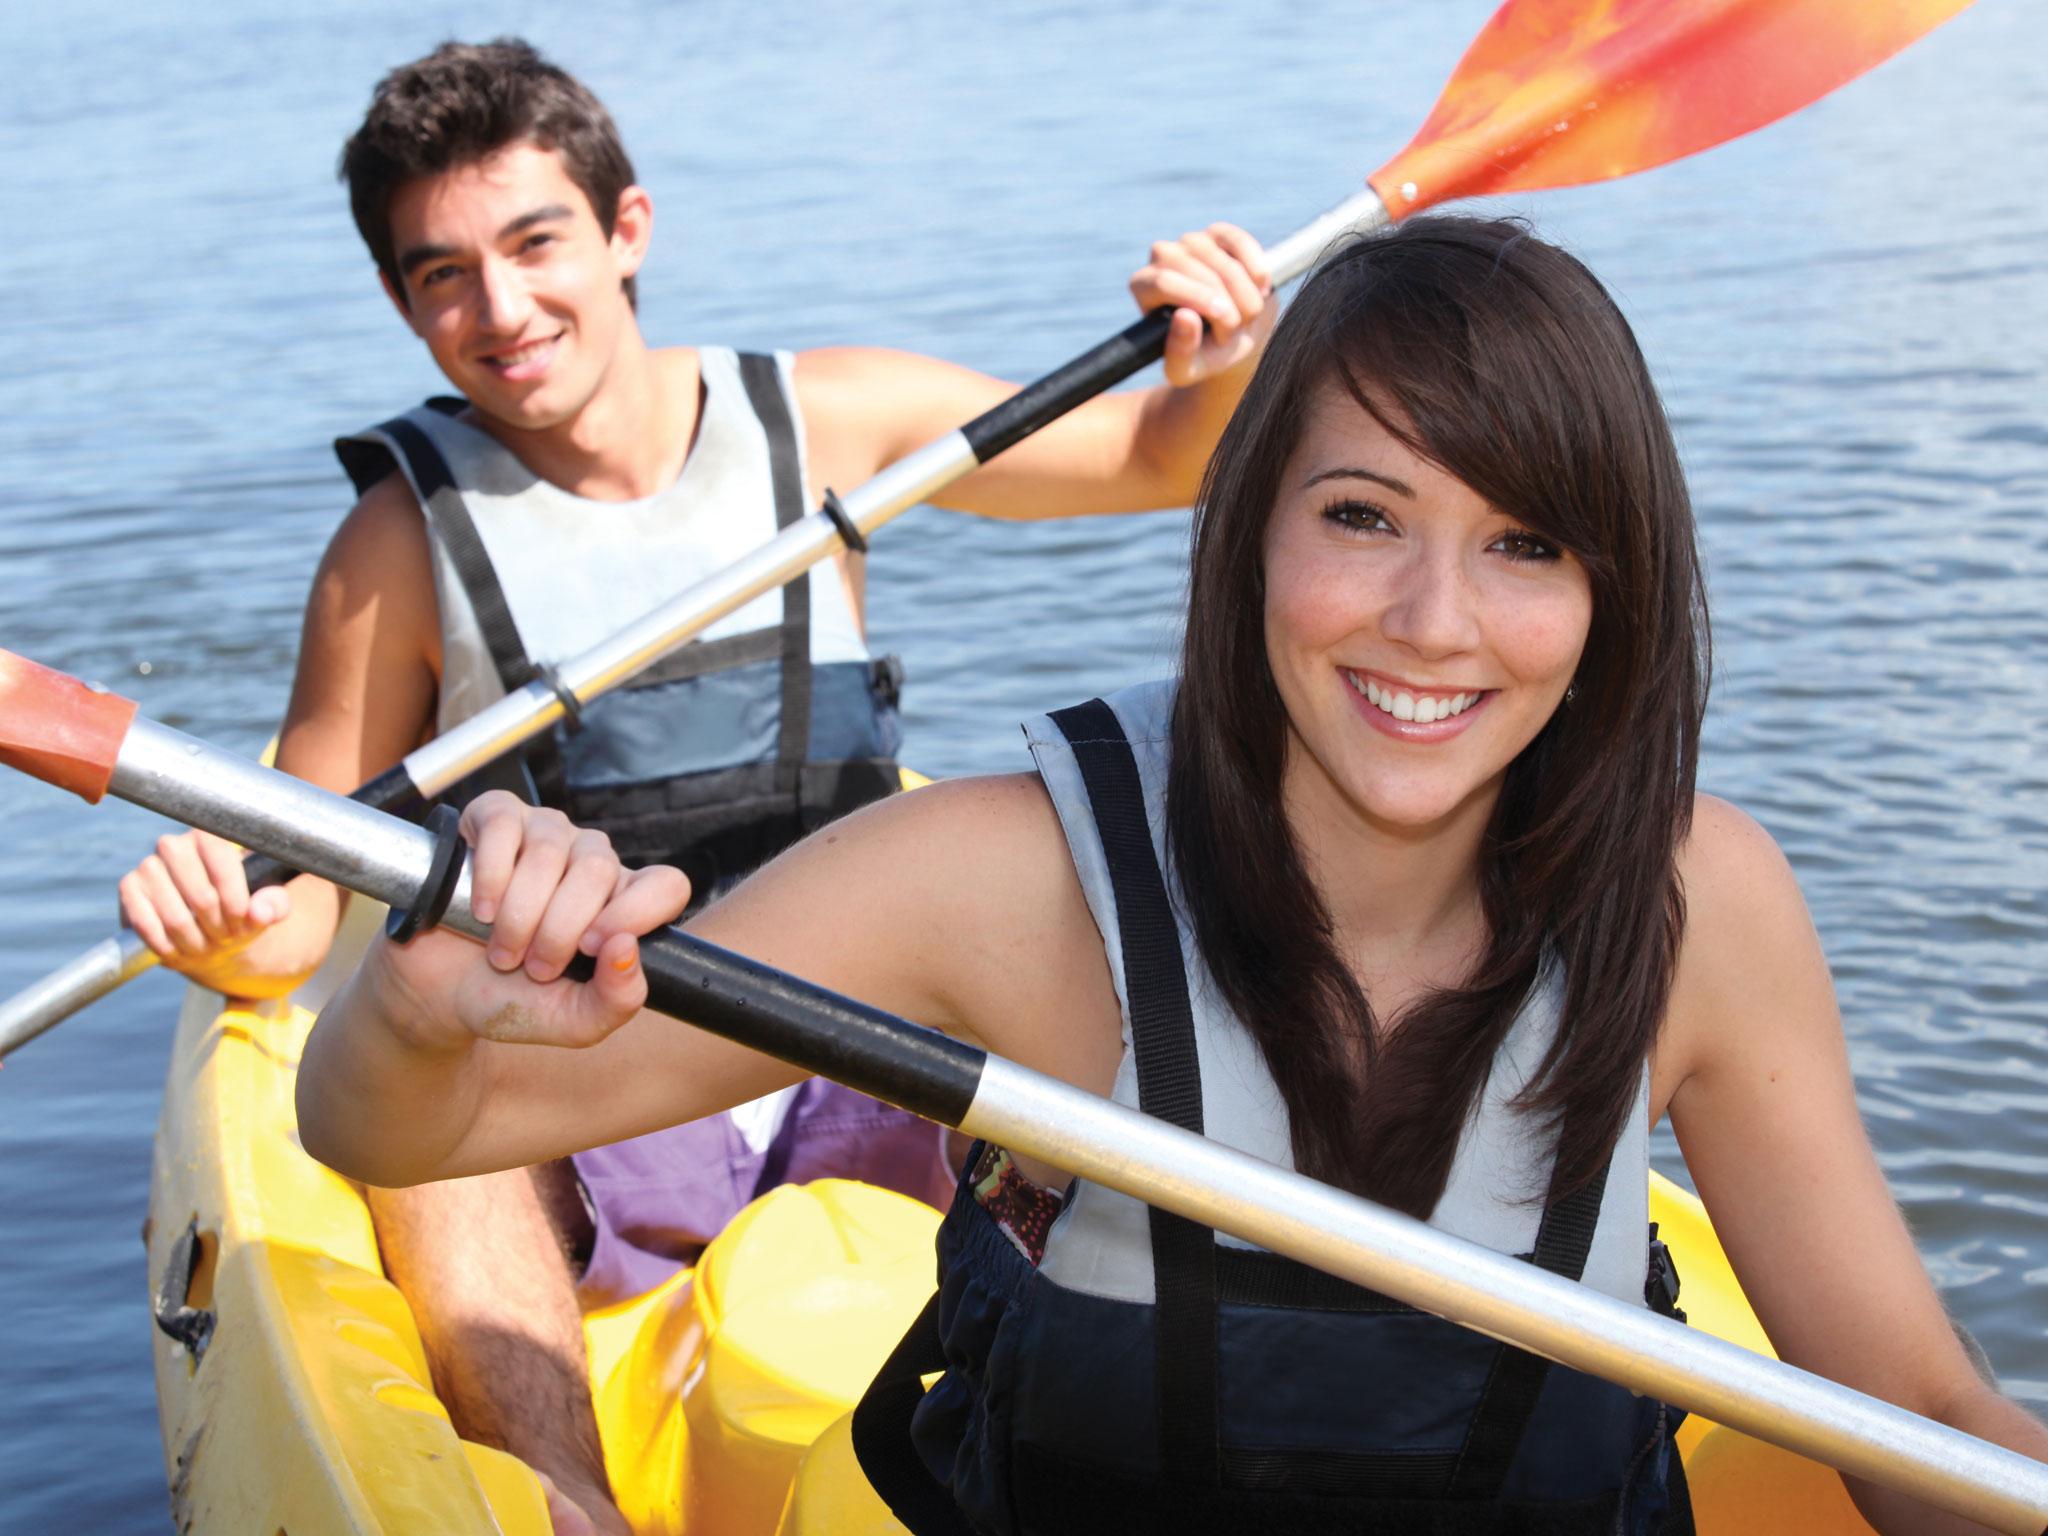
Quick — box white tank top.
[1022,678,1652,1309]
[353,346,869,734]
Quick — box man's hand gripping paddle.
[0,0,1973,1059]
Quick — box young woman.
[299,217,2048,1533]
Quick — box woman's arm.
[1661,795,2048,1533]
[296,773,1116,1188]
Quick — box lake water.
[1,1,2043,1527]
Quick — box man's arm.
[795,224,1273,520]
[116,474,441,996]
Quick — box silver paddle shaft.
[971,1062,2048,1534]
[0,188,1390,1059]
[399,185,1390,795]
[89,710,2048,1535]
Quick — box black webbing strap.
[1445,1143,1614,1499]
[734,352,813,804]
[1047,698,1220,1487]
[849,1290,980,1535]
[379,415,537,699]
[362,409,570,806]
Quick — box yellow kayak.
[146,903,1878,1534]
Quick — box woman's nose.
[1379,549,1482,658]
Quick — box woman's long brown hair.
[1169,217,1708,1215]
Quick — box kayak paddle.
[0,0,1976,1058]
[1,647,2042,1533]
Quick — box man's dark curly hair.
[340,38,639,309]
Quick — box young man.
[116,39,1270,1533]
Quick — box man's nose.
[475,255,535,334]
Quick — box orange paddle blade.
[1371,0,1974,216]
[0,649,138,804]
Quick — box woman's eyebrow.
[1301,466,1416,498]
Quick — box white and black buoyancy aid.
[853,680,1693,1535]
[334,348,903,896]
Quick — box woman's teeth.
[1347,671,1479,725]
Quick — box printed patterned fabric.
[971,1144,1066,1266]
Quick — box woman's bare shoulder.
[1660,792,1835,1096]
[1675,793,1811,954]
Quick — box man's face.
[384,141,649,432]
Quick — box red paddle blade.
[1371,0,1974,216]
[0,649,138,804]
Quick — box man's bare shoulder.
[298,471,439,674]
[322,470,432,582]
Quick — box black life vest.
[334,352,902,898]
[851,696,1693,1535]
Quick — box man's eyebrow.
[498,203,575,239]
[1301,466,1416,497]
[396,205,577,278]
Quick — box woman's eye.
[1322,498,1393,534]
[1492,528,1561,562]
[419,264,461,289]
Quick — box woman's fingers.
[588,864,693,952]
[1140,254,1241,329]
[580,930,651,1036]
[1135,226,1271,328]
[482,821,574,972]
[522,829,627,982]
[458,790,533,927]
[457,797,680,984]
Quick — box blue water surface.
[1,1,2043,1527]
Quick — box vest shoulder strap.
[733,351,811,799]
[1046,696,1221,1485]
[849,1291,978,1536]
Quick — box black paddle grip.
[961,307,1174,464]
[241,763,430,893]
[560,927,985,1127]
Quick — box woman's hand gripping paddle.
[0,0,1976,1059]
[5,647,2047,1533]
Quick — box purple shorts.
[568,1079,957,1308]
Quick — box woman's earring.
[1564,682,1579,706]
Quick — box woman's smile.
[1262,385,1591,835]
[1343,668,1493,737]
